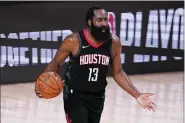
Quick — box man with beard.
[35,5,157,123]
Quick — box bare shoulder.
[110,34,122,57]
[60,32,79,47]
[58,32,80,54]
[112,34,119,41]
[111,34,121,47]
[63,32,79,45]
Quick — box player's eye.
[96,19,102,22]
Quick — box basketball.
[35,72,64,99]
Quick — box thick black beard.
[90,24,111,43]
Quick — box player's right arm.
[44,33,79,73]
[35,33,79,98]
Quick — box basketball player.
[36,5,157,123]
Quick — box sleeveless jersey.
[64,29,112,92]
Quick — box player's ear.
[88,19,92,27]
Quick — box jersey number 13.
[88,68,99,81]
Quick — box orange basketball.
[35,72,64,99]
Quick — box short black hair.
[85,4,106,27]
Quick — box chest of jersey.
[64,29,112,92]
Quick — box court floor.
[1,72,184,123]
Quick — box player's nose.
[102,21,107,27]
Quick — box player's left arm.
[111,35,157,111]
[111,35,140,99]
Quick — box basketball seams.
[45,72,60,90]
[38,78,59,91]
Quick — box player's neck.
[85,28,103,45]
